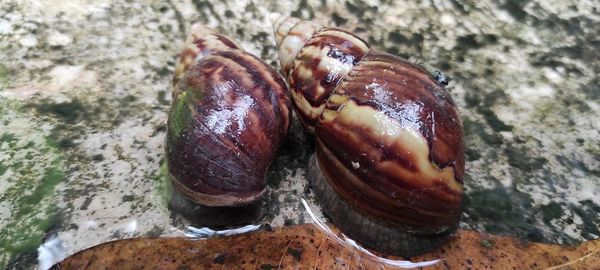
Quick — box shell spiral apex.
[172,24,242,94]
[273,16,465,256]
[271,15,323,78]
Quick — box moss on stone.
[153,162,172,208]
[0,64,9,88]
[0,164,65,267]
[0,100,66,268]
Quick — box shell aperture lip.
[172,24,242,93]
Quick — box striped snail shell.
[273,16,465,256]
[166,25,291,226]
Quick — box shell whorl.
[272,16,370,131]
[271,15,299,47]
[172,24,242,96]
[272,16,323,78]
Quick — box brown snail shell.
[273,16,465,256]
[167,25,291,226]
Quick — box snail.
[272,16,465,256]
[166,24,291,227]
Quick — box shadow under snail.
[272,15,465,256]
[166,25,291,227]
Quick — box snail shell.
[166,25,291,221]
[273,16,464,255]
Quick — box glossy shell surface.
[167,25,291,207]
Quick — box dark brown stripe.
[281,23,322,76]
[218,51,290,140]
[172,79,256,176]
[287,29,369,130]
[337,51,464,180]
[206,54,281,170]
[167,126,262,196]
[289,94,317,129]
[215,34,240,50]
[193,34,240,53]
[216,54,278,141]
[316,141,461,230]
[289,30,369,108]
[167,49,290,201]
[315,113,460,205]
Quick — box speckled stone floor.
[0,0,599,268]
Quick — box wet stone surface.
[0,0,599,268]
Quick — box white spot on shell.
[351,161,360,169]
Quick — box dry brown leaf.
[53,224,600,269]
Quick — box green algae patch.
[0,99,67,268]
[152,162,172,208]
[0,64,10,88]
[168,91,192,139]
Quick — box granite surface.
[0,0,599,268]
